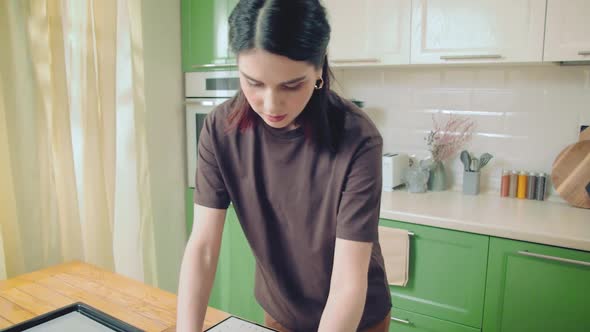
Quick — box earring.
[314,78,324,90]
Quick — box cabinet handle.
[390,316,411,325]
[330,58,381,64]
[578,51,590,56]
[191,63,237,69]
[517,251,590,267]
[440,54,502,60]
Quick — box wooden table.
[0,261,230,331]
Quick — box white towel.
[378,226,410,287]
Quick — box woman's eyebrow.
[281,76,307,84]
[241,72,307,85]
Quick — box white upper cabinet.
[410,0,546,64]
[544,0,590,62]
[324,0,411,66]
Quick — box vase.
[428,161,446,191]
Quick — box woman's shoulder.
[329,92,383,148]
[205,98,234,124]
[202,97,237,137]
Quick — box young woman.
[177,1,392,331]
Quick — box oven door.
[185,98,229,188]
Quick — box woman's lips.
[266,114,287,122]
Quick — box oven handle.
[184,99,228,106]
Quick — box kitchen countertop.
[380,190,590,252]
[0,261,230,331]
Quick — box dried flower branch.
[425,114,475,162]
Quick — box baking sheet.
[206,316,277,332]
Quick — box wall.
[333,65,590,197]
[142,0,186,293]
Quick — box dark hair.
[227,0,345,153]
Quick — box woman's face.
[238,48,322,130]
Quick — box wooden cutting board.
[551,133,590,209]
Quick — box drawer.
[379,219,488,328]
[389,307,480,332]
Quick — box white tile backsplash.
[334,64,590,198]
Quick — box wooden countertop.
[0,261,230,331]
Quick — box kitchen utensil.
[551,140,590,209]
[471,158,479,172]
[478,153,494,170]
[460,150,471,172]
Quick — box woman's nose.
[263,90,282,114]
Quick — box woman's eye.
[247,80,263,87]
[283,83,303,91]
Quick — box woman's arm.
[176,204,227,332]
[320,132,383,331]
[318,238,373,332]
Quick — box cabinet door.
[544,0,590,62]
[379,219,488,328]
[185,188,194,238]
[410,0,546,64]
[483,237,590,332]
[226,0,240,62]
[181,0,236,72]
[324,0,411,66]
[389,307,479,332]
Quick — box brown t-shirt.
[194,96,392,331]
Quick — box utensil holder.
[463,171,480,195]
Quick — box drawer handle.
[331,58,381,63]
[578,51,590,56]
[517,251,590,267]
[440,54,502,60]
[191,63,237,69]
[390,316,411,325]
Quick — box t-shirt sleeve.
[193,112,231,209]
[336,137,383,242]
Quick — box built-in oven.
[185,70,239,188]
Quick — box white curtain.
[0,0,158,285]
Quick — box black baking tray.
[0,302,144,332]
[205,316,279,331]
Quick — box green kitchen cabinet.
[181,0,238,72]
[185,188,194,237]
[379,219,489,329]
[389,307,479,332]
[185,189,263,323]
[482,237,590,332]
